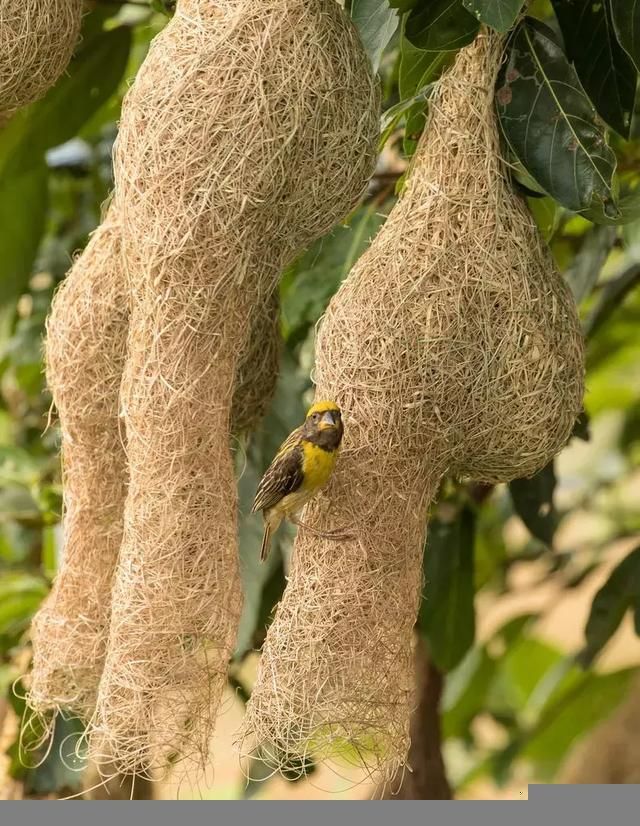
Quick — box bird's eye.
[313,413,319,422]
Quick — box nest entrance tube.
[240,29,585,785]
[87,0,380,776]
[29,212,128,722]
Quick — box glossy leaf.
[399,32,452,100]
[462,0,525,33]
[496,18,619,222]
[398,2,478,153]
[0,164,48,306]
[528,195,560,240]
[611,0,640,71]
[404,0,479,52]
[509,461,558,547]
[0,22,132,179]
[379,87,431,147]
[579,545,640,666]
[351,0,399,71]
[552,0,637,138]
[418,505,476,672]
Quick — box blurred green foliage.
[0,0,639,799]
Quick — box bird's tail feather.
[260,523,272,562]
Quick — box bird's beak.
[320,411,337,428]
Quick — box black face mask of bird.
[303,409,343,450]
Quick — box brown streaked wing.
[274,424,304,459]
[252,442,304,513]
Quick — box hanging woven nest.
[240,29,584,786]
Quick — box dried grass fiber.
[90,0,379,774]
[0,0,83,118]
[240,29,585,785]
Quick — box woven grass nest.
[29,207,281,724]
[240,29,585,786]
[64,0,379,776]
[0,0,83,119]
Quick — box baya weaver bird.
[252,400,346,562]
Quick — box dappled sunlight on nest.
[0,0,83,118]
[240,29,584,786]
[76,0,380,777]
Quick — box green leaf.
[591,174,640,225]
[583,263,640,338]
[622,215,640,260]
[398,2,478,154]
[0,22,132,180]
[579,545,640,666]
[493,612,539,646]
[487,636,563,714]
[564,225,616,304]
[611,0,640,71]
[496,18,619,222]
[42,525,58,580]
[380,88,431,147]
[0,164,48,306]
[351,0,399,71]
[509,461,558,547]
[389,0,419,10]
[280,200,390,345]
[399,32,451,104]
[418,504,476,672]
[527,195,560,240]
[551,0,637,138]
[442,646,496,739]
[0,572,48,639]
[462,0,525,34]
[404,0,479,52]
[150,0,176,15]
[523,667,637,779]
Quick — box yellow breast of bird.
[300,441,337,491]
[272,442,337,521]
